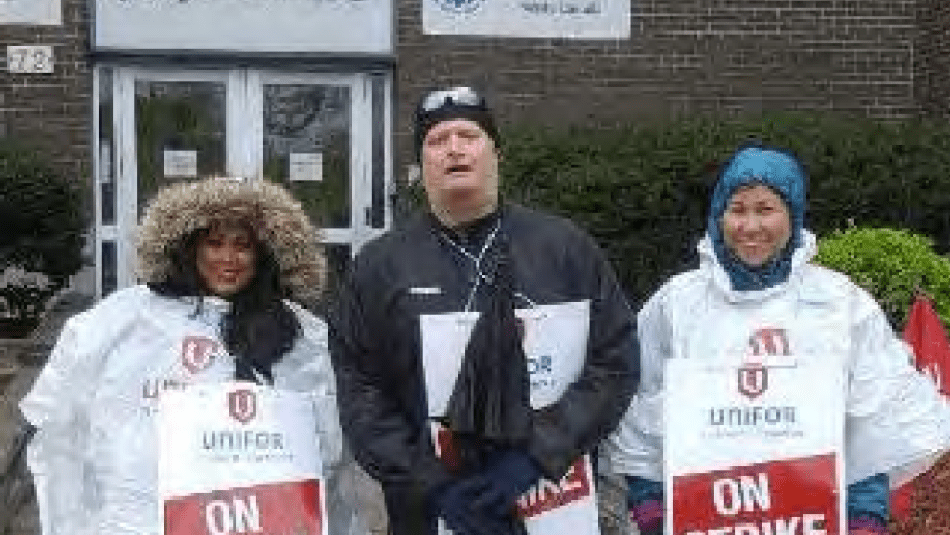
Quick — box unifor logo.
[181,335,218,374]
[434,0,484,15]
[228,389,257,424]
[737,362,768,399]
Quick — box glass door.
[95,67,391,298]
[253,72,387,291]
[133,76,228,212]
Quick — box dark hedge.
[0,142,85,336]
[488,113,950,306]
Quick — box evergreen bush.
[0,142,85,337]
[814,227,950,328]
[495,113,950,305]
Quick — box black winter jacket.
[328,203,639,534]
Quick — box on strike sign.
[431,422,600,534]
[664,354,846,535]
[421,300,600,535]
[158,383,327,535]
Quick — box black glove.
[430,478,520,535]
[466,449,544,517]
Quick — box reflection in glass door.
[261,82,359,293]
[262,84,351,229]
[135,79,227,212]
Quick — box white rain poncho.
[604,230,950,487]
[19,285,363,535]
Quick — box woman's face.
[196,224,257,297]
[721,184,792,267]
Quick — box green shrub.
[0,142,85,337]
[814,228,950,328]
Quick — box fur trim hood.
[136,177,326,303]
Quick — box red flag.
[902,295,950,396]
[892,294,950,521]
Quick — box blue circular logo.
[434,0,483,15]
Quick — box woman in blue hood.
[706,144,806,292]
[604,143,950,535]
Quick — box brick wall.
[1,5,92,530]
[0,0,938,196]
[0,0,941,189]
[396,0,920,166]
[0,0,92,183]
[915,0,950,118]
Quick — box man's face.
[420,118,499,221]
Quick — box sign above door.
[0,0,60,25]
[92,0,393,54]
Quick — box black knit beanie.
[414,87,500,160]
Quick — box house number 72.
[7,46,54,74]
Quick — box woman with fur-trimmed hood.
[20,177,362,535]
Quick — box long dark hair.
[148,227,301,384]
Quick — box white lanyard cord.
[440,220,501,312]
[438,220,537,312]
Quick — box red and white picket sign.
[421,300,601,535]
[158,383,327,535]
[664,354,847,535]
[903,294,950,396]
[431,421,599,533]
[893,295,950,519]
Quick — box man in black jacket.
[329,85,639,535]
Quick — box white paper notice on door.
[163,150,198,178]
[289,152,323,182]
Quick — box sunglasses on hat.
[419,86,486,112]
